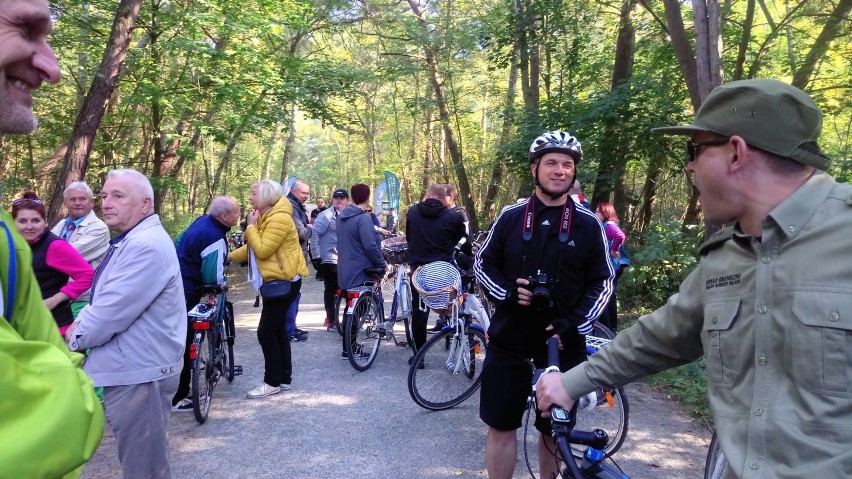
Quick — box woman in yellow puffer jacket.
[229,179,308,399]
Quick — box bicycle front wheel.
[704,431,727,479]
[570,386,629,458]
[191,330,214,424]
[345,294,382,371]
[398,279,416,354]
[407,327,487,410]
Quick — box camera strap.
[521,195,573,279]
[521,195,573,243]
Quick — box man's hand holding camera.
[511,275,569,349]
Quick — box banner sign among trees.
[384,171,400,212]
[374,181,387,216]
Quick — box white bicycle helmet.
[411,261,462,310]
[528,130,583,164]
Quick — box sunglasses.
[365,209,373,212]
[686,137,730,163]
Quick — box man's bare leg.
[486,427,517,478]
[539,433,561,479]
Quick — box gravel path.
[81,270,711,478]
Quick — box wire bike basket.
[381,235,409,265]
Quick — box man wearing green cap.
[537,79,851,478]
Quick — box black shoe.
[290,332,309,342]
[428,320,447,333]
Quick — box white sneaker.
[280,383,292,391]
[172,398,194,413]
[246,383,281,399]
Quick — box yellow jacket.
[229,197,308,281]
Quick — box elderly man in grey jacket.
[312,188,349,331]
[66,169,185,479]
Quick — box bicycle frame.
[439,298,487,375]
[539,337,629,479]
[346,265,412,346]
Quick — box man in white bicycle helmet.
[475,131,614,478]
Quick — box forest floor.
[81,268,712,478]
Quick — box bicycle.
[534,336,631,478]
[187,284,242,424]
[342,237,416,371]
[569,322,629,459]
[521,322,628,476]
[703,431,726,479]
[406,258,491,411]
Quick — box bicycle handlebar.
[543,337,617,479]
[195,284,228,296]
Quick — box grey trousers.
[103,375,179,479]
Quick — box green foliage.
[620,221,702,308]
[646,360,711,421]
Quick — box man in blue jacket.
[171,195,240,412]
[336,184,386,358]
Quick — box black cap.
[332,188,349,199]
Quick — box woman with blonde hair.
[229,180,307,398]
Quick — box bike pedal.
[233,365,244,376]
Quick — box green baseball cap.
[653,79,831,170]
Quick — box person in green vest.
[0,3,104,476]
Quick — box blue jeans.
[285,292,301,336]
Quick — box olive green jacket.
[0,209,104,478]
[563,172,852,478]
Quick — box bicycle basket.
[411,261,462,311]
[381,235,409,265]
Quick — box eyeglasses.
[686,137,730,163]
[12,197,44,206]
[365,209,373,212]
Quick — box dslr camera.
[525,270,555,310]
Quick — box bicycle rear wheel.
[222,302,236,383]
[704,432,727,479]
[570,386,629,458]
[345,293,382,371]
[334,292,345,337]
[398,278,416,354]
[191,330,214,424]
[407,326,487,410]
[590,321,615,340]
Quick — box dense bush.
[619,220,702,311]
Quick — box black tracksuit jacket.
[474,194,614,356]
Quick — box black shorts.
[479,346,585,433]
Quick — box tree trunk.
[484,41,520,218]
[733,0,755,80]
[591,0,638,208]
[791,0,852,89]
[660,0,701,110]
[281,101,297,182]
[47,0,143,225]
[407,0,479,233]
